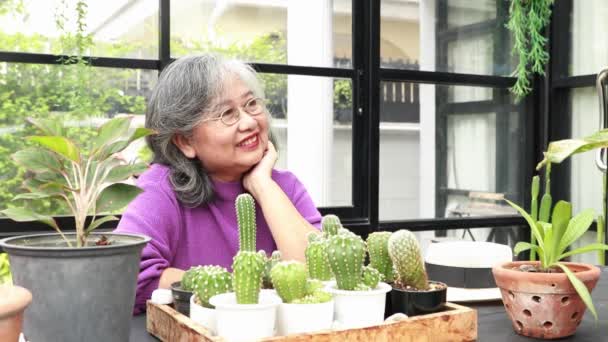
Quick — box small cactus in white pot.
[208,194,281,342]
[323,220,392,329]
[187,265,232,334]
[387,229,447,316]
[271,261,333,335]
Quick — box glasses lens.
[221,108,239,125]
[246,98,264,115]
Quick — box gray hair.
[145,54,272,207]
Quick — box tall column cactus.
[366,232,394,283]
[326,229,366,290]
[322,214,341,237]
[233,193,265,304]
[305,232,332,281]
[236,193,257,252]
[388,230,429,290]
[270,261,308,303]
[192,265,233,308]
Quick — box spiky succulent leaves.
[321,214,341,237]
[232,251,265,304]
[388,230,429,290]
[236,193,256,252]
[326,233,366,290]
[305,232,332,281]
[181,265,203,291]
[270,261,308,303]
[191,266,232,308]
[362,265,382,290]
[366,232,394,282]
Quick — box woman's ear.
[172,134,197,159]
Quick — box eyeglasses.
[202,97,266,126]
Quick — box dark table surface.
[130,267,608,341]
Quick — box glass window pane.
[170,0,352,68]
[0,0,159,59]
[263,74,352,207]
[570,0,608,76]
[379,84,526,222]
[0,62,156,217]
[380,0,514,75]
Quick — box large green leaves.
[27,117,65,136]
[537,129,608,170]
[96,183,143,214]
[105,163,148,183]
[12,148,64,172]
[555,263,597,320]
[506,199,546,258]
[558,208,596,257]
[85,215,118,234]
[559,243,608,260]
[28,136,80,163]
[549,201,571,263]
[92,116,132,149]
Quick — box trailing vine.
[507,0,554,98]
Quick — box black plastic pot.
[171,281,193,316]
[389,280,447,316]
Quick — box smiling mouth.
[237,134,258,147]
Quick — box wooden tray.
[146,301,477,342]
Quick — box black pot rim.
[390,280,448,293]
[0,232,150,252]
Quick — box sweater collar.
[211,177,245,202]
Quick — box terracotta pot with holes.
[492,261,601,339]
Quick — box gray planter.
[0,232,150,342]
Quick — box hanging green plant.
[507,0,554,98]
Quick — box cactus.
[191,265,232,308]
[326,228,366,290]
[321,214,341,237]
[366,232,394,283]
[181,265,204,291]
[232,251,265,304]
[361,265,382,289]
[388,230,429,290]
[270,261,308,303]
[261,250,281,289]
[305,232,332,281]
[236,193,257,252]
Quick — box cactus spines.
[326,231,366,290]
[236,193,257,252]
[388,230,429,290]
[191,265,232,308]
[366,232,394,283]
[305,232,332,281]
[270,261,308,303]
[181,265,203,291]
[232,251,266,304]
[361,265,382,289]
[322,214,341,237]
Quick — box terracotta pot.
[0,285,32,342]
[492,261,601,339]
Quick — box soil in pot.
[390,281,447,316]
[0,285,32,342]
[171,281,193,316]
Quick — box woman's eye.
[222,108,237,120]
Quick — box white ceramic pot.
[189,295,216,334]
[276,300,334,336]
[326,282,391,329]
[209,290,281,342]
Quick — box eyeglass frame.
[200,96,267,127]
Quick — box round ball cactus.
[366,232,394,283]
[361,265,382,289]
[270,261,308,303]
[181,265,204,291]
[388,229,429,290]
[305,232,332,281]
[321,214,341,237]
[191,265,232,308]
[326,229,366,290]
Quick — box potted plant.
[209,194,281,342]
[0,116,153,342]
[262,250,281,289]
[367,231,395,317]
[493,173,607,338]
[271,260,333,335]
[0,284,31,342]
[325,227,391,329]
[187,265,232,335]
[170,265,203,316]
[387,229,447,316]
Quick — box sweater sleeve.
[288,172,322,230]
[114,180,181,315]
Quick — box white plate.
[447,287,503,303]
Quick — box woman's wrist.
[247,177,278,203]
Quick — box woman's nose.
[237,109,258,130]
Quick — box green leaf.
[558,208,596,256]
[550,201,571,263]
[540,221,554,261]
[128,127,155,144]
[96,183,143,214]
[514,242,539,255]
[559,243,608,260]
[12,192,52,201]
[28,136,80,163]
[92,117,132,151]
[555,263,598,320]
[26,117,64,136]
[12,148,63,172]
[537,129,608,170]
[85,215,118,234]
[506,199,545,252]
[104,163,148,183]
[1,207,60,232]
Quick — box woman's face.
[174,74,269,182]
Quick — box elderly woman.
[115,54,321,314]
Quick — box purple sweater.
[115,164,322,314]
